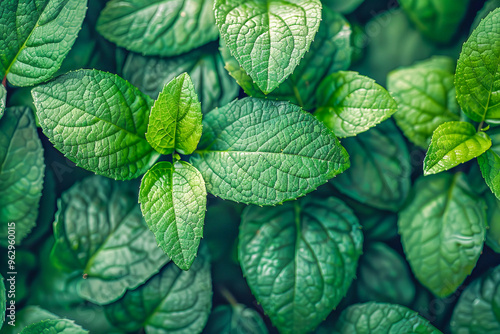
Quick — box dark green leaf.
[204,304,269,334]
[322,0,364,14]
[20,319,88,334]
[484,192,500,253]
[0,85,5,119]
[478,149,500,200]
[1,306,57,334]
[0,274,5,329]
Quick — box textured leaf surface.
[424,122,491,175]
[334,302,442,334]
[398,173,486,297]
[456,8,500,123]
[478,149,500,200]
[450,265,500,334]
[0,85,5,119]
[315,71,397,137]
[139,161,206,270]
[204,304,269,334]
[20,319,88,334]
[332,120,411,211]
[239,197,363,334]
[146,73,202,155]
[50,176,169,305]
[32,70,160,180]
[388,56,461,148]
[0,0,87,86]
[104,245,212,334]
[97,0,218,56]
[215,0,322,94]
[0,107,45,245]
[190,97,350,205]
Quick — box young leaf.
[455,8,500,123]
[334,302,442,334]
[104,245,212,333]
[387,56,461,148]
[314,71,397,137]
[239,197,363,334]
[139,161,207,271]
[214,0,322,94]
[204,304,269,334]
[0,107,45,246]
[423,121,491,175]
[32,69,160,181]
[0,85,5,119]
[146,74,203,156]
[190,98,350,206]
[19,319,88,334]
[0,0,88,87]
[478,149,500,200]
[450,265,500,333]
[398,173,486,297]
[50,176,169,305]
[96,0,219,57]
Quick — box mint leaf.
[478,149,500,200]
[323,0,364,14]
[0,85,5,119]
[484,192,500,253]
[96,0,219,57]
[104,244,212,333]
[50,176,169,305]
[315,71,397,137]
[388,56,461,148]
[0,107,45,245]
[146,73,202,156]
[0,274,4,329]
[424,121,491,175]
[32,69,160,181]
[205,304,269,334]
[399,173,486,297]
[450,265,500,334]
[239,197,363,334]
[0,0,87,87]
[456,8,500,123]
[334,302,442,334]
[190,98,350,205]
[332,120,411,212]
[139,161,207,271]
[215,0,322,94]
[20,319,88,334]
[1,306,57,334]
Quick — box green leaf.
[398,172,487,297]
[190,97,350,206]
[478,149,500,200]
[104,244,212,333]
[334,302,442,334]
[20,319,88,334]
[1,306,57,334]
[96,0,219,57]
[50,176,169,305]
[424,121,491,175]
[484,192,500,253]
[450,265,500,334]
[146,73,203,156]
[332,120,411,212]
[0,0,88,87]
[387,56,461,148]
[220,8,352,109]
[314,71,397,137]
[0,274,5,329]
[204,304,269,334]
[214,0,322,94]
[0,85,5,119]
[471,0,500,32]
[0,107,45,246]
[32,69,160,181]
[399,0,470,44]
[322,0,364,14]
[239,197,363,334]
[455,8,500,123]
[122,44,239,115]
[139,161,207,271]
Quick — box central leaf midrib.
[194,149,335,163]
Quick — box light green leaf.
[450,265,500,334]
[190,98,350,205]
[50,176,169,305]
[96,0,219,57]
[398,173,486,297]
[387,56,461,148]
[484,192,500,253]
[214,0,322,94]
[139,161,206,271]
[1,306,57,334]
[332,120,411,212]
[0,107,45,246]
[478,149,500,200]
[0,0,87,87]
[322,0,364,14]
[32,69,160,181]
[104,245,212,334]
[455,8,500,123]
[146,73,202,156]
[204,304,269,334]
[239,197,363,334]
[424,121,491,175]
[0,85,5,119]
[334,302,442,334]
[315,71,397,137]
[0,274,5,329]
[20,319,88,334]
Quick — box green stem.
[478,119,485,132]
[219,286,238,307]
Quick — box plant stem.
[219,286,238,307]
[478,119,485,132]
